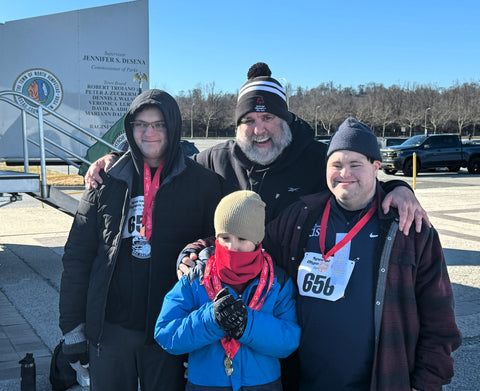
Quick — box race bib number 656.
[297,252,355,301]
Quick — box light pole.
[424,107,431,135]
[278,77,290,108]
[315,105,321,136]
[190,103,195,138]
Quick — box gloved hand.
[62,324,88,365]
[213,287,248,339]
[228,303,247,340]
[62,340,89,365]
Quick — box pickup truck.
[380,134,480,176]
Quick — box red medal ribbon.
[141,162,164,241]
[319,197,377,261]
[203,248,274,360]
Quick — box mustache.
[250,134,270,142]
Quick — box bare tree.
[397,84,423,136]
[172,77,480,139]
[193,82,226,137]
[415,86,448,134]
[469,83,480,137]
[359,83,395,136]
[313,83,345,134]
[446,82,475,135]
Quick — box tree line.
[173,81,480,139]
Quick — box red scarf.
[214,240,264,287]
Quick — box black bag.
[49,341,78,391]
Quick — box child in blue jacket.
[155,190,300,391]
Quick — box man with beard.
[192,62,324,224]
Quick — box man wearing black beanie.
[264,117,460,390]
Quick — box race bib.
[123,196,144,238]
[297,234,355,301]
[122,196,150,259]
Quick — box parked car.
[180,140,199,157]
[314,135,331,146]
[463,139,480,145]
[377,137,408,149]
[380,134,480,176]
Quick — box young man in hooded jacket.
[59,89,223,391]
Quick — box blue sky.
[2,0,479,95]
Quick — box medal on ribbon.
[223,354,233,376]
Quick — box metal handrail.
[0,90,123,197]
[27,138,89,168]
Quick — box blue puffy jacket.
[155,247,301,391]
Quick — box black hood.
[124,89,182,180]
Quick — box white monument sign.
[0,0,149,161]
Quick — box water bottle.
[19,353,36,391]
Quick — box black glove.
[62,340,89,365]
[228,303,248,340]
[213,287,248,338]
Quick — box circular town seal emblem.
[13,68,63,113]
[112,131,129,151]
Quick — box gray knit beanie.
[235,63,293,125]
[214,191,266,245]
[327,117,382,161]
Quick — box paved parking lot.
[0,156,479,390]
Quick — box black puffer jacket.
[193,115,328,223]
[193,114,410,223]
[59,90,223,346]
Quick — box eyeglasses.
[130,121,167,131]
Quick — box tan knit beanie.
[214,190,266,245]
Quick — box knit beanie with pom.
[235,62,292,125]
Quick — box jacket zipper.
[96,185,131,356]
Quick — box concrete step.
[0,170,79,216]
[0,170,40,193]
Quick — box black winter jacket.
[193,114,409,223]
[59,152,222,345]
[193,115,328,223]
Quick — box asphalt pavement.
[0,165,479,390]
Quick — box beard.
[236,120,292,165]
